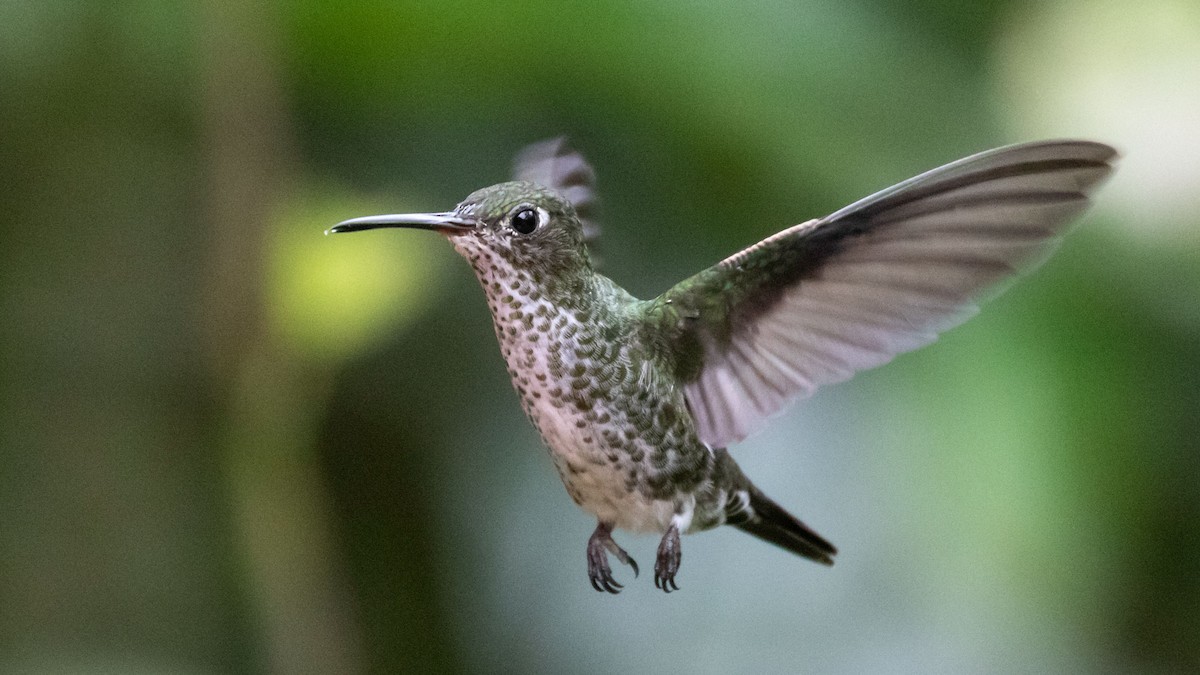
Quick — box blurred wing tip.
[512,136,602,244]
[512,136,569,167]
[513,136,594,182]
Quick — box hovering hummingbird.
[329,138,1115,593]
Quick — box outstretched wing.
[513,137,600,243]
[645,140,1117,449]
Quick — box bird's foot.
[654,524,681,592]
[587,522,639,594]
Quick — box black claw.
[628,557,639,578]
[604,568,622,594]
[653,572,678,593]
[596,567,620,594]
[590,566,619,594]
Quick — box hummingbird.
[329,138,1115,593]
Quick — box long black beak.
[325,212,477,235]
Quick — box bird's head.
[329,181,594,286]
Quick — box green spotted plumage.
[329,138,1116,593]
[448,183,757,538]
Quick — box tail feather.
[731,489,837,566]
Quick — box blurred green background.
[3,0,1199,673]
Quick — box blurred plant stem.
[197,0,364,672]
[223,343,363,675]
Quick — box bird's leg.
[586,521,639,594]
[654,524,682,592]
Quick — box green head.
[329,181,594,284]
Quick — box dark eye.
[510,207,539,234]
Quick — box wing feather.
[649,140,1116,448]
[512,137,600,243]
